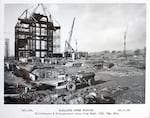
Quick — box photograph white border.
[0,0,150,118]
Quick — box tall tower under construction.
[15,4,61,60]
[5,38,9,59]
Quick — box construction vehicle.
[54,71,95,91]
[30,71,95,92]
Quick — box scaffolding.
[15,4,61,60]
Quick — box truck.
[32,71,95,92]
[55,71,95,91]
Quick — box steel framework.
[15,4,61,60]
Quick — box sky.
[4,3,146,56]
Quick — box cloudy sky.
[4,3,146,56]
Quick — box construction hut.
[15,4,61,61]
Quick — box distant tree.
[112,50,116,53]
[134,49,141,55]
[104,50,110,53]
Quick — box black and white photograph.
[4,3,146,105]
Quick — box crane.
[64,17,76,58]
[68,17,75,44]
[124,25,128,59]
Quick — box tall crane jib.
[68,17,75,44]
[124,25,128,59]
[65,17,76,58]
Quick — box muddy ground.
[4,54,145,104]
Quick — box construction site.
[4,4,146,104]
